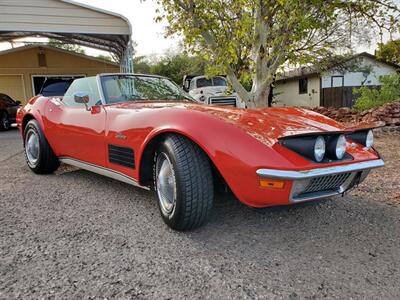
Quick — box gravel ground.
[351,132,400,206]
[1,129,400,299]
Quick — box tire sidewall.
[154,140,185,229]
[24,121,44,172]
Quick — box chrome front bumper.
[257,159,384,202]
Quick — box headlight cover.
[335,135,347,159]
[314,136,326,162]
[326,134,347,160]
[347,129,374,149]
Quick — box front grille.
[302,172,351,194]
[209,97,237,107]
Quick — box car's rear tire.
[154,135,214,231]
[0,111,10,131]
[24,119,60,174]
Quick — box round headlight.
[366,130,373,149]
[335,134,347,159]
[314,136,326,162]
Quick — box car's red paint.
[17,95,381,208]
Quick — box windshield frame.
[98,74,194,104]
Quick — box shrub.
[353,74,400,111]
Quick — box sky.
[0,0,397,57]
[76,0,181,56]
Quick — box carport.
[0,0,133,71]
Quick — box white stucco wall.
[321,56,397,88]
[274,75,320,107]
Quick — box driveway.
[1,129,399,299]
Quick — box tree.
[156,0,400,108]
[134,55,152,74]
[149,52,206,84]
[96,54,115,62]
[48,39,85,54]
[376,39,400,65]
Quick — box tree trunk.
[251,85,270,108]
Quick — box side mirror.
[74,92,90,111]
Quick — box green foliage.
[376,40,400,65]
[134,56,152,74]
[155,0,400,107]
[96,54,114,62]
[48,39,85,54]
[353,74,400,111]
[145,53,206,84]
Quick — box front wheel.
[154,135,214,231]
[0,111,10,131]
[24,119,60,174]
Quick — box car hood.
[109,101,348,147]
[190,105,348,146]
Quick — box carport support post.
[121,40,134,73]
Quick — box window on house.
[299,78,308,94]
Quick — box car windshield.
[212,77,227,87]
[196,77,227,88]
[100,75,193,103]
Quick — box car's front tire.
[24,119,60,174]
[154,135,214,231]
[0,111,10,131]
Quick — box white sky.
[75,0,181,56]
[0,0,398,57]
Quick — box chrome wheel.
[156,152,177,217]
[25,130,40,166]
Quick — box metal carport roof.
[0,0,133,70]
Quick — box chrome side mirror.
[74,92,90,111]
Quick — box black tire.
[154,135,214,231]
[24,119,60,174]
[0,111,10,131]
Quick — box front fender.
[131,109,293,207]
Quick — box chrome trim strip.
[59,157,149,190]
[256,159,384,180]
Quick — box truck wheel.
[0,111,10,131]
[154,135,214,230]
[24,119,60,174]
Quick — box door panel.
[44,99,107,166]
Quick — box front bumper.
[256,159,384,202]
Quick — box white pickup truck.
[182,75,244,108]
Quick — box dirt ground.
[351,133,400,206]
[1,129,400,299]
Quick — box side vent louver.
[108,144,135,169]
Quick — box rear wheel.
[0,111,10,131]
[24,119,60,174]
[154,135,214,231]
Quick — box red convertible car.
[17,74,384,230]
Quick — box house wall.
[321,56,397,88]
[274,75,320,107]
[0,46,119,102]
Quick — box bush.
[353,74,400,111]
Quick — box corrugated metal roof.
[0,0,131,61]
